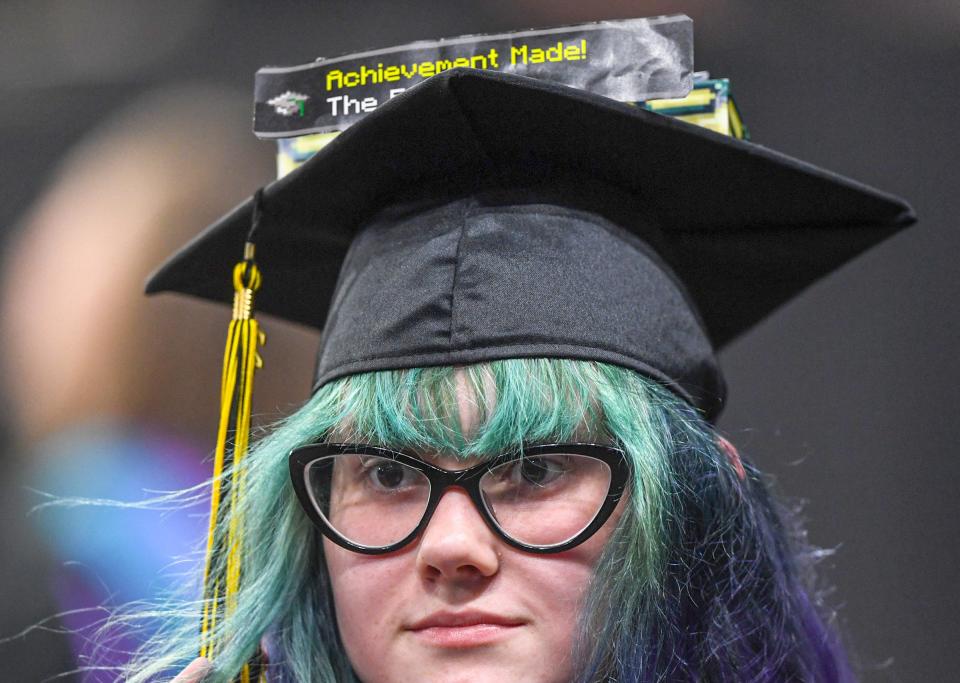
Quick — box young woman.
[162,359,851,683]
[142,68,913,682]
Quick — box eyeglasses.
[288,442,630,555]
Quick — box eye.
[505,455,570,487]
[360,458,418,492]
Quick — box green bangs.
[326,359,614,457]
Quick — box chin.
[387,650,571,683]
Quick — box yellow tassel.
[199,245,267,682]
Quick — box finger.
[171,657,212,683]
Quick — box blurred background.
[0,1,956,681]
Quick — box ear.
[254,636,271,676]
[259,637,271,666]
[717,435,746,481]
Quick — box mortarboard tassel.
[199,189,267,682]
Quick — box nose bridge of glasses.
[411,451,493,491]
[421,481,495,540]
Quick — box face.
[323,370,625,683]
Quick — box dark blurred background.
[0,1,955,681]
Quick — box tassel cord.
[198,255,266,681]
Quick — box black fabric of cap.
[146,67,915,420]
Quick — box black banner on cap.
[254,15,693,138]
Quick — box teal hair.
[117,358,851,682]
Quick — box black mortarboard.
[146,67,915,421]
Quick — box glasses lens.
[479,452,613,547]
[305,453,430,548]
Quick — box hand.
[171,657,212,683]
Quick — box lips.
[409,610,524,630]
[407,611,525,648]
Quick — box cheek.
[499,498,627,672]
[514,555,594,653]
[323,538,414,669]
[518,508,620,623]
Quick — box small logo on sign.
[268,91,309,117]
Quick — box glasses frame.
[288,442,630,556]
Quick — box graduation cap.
[148,67,915,420]
[147,67,913,677]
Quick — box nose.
[416,486,501,582]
